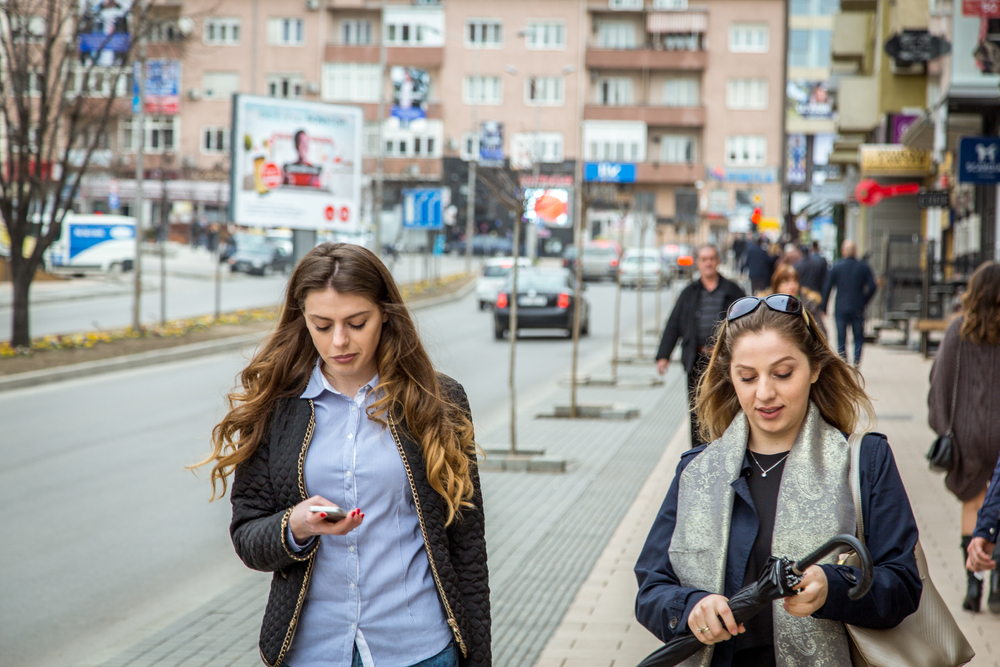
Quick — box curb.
[0,277,476,394]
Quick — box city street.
[0,278,676,667]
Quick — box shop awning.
[647,12,707,33]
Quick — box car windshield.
[583,247,616,257]
[237,235,269,250]
[623,255,658,264]
[505,271,570,292]
[483,265,513,277]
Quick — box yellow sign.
[859,145,931,176]
[757,217,782,234]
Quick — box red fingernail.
[320,513,327,518]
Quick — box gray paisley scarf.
[667,403,854,667]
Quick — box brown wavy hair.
[695,300,875,442]
[770,264,800,293]
[193,243,477,524]
[960,261,1000,346]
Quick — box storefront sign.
[707,165,778,184]
[884,31,951,64]
[859,145,931,176]
[584,162,636,183]
[917,190,950,208]
[963,0,1000,17]
[958,136,1000,183]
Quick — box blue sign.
[403,189,444,230]
[584,162,636,183]
[707,165,778,184]
[80,33,130,55]
[69,223,134,260]
[958,136,1000,183]
[108,192,120,210]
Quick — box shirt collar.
[300,359,379,401]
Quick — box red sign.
[258,162,283,190]
[324,205,336,221]
[339,206,350,222]
[854,179,921,206]
[963,0,1000,16]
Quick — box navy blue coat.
[634,433,921,667]
[820,258,877,316]
[973,452,1000,544]
[742,244,775,283]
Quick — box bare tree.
[0,0,153,346]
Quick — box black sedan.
[228,234,293,276]
[493,268,589,339]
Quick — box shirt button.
[669,616,678,629]
[346,470,353,478]
[350,623,356,630]
[349,546,355,553]
[348,433,354,439]
[350,582,356,589]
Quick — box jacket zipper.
[388,412,469,658]
[274,399,317,667]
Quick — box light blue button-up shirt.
[284,362,452,667]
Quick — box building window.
[789,30,832,68]
[653,0,689,8]
[525,77,565,106]
[268,18,304,46]
[584,121,646,161]
[663,78,699,106]
[729,24,769,53]
[597,77,633,105]
[597,22,636,49]
[268,74,304,99]
[386,22,431,46]
[791,0,840,15]
[202,126,229,154]
[725,136,767,166]
[121,116,178,153]
[726,79,768,110]
[66,66,130,97]
[149,20,183,43]
[11,16,45,43]
[609,0,644,9]
[656,32,705,50]
[342,19,372,45]
[202,71,240,100]
[526,21,565,49]
[322,63,381,102]
[204,18,240,45]
[466,20,503,47]
[460,133,481,161]
[384,134,440,157]
[511,133,564,168]
[463,75,502,105]
[660,135,695,163]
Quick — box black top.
[820,257,877,315]
[656,276,746,374]
[697,284,727,347]
[732,450,788,667]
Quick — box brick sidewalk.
[532,341,1000,667]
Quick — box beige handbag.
[843,433,975,667]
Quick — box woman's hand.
[966,536,997,572]
[783,565,828,617]
[289,495,364,543]
[687,594,745,645]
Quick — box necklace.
[747,450,790,478]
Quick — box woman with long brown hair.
[930,261,1000,614]
[195,243,490,667]
[635,295,921,667]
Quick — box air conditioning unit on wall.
[187,88,201,100]
[306,81,320,94]
[305,0,320,10]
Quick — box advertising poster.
[786,80,835,121]
[390,67,430,126]
[786,134,807,185]
[479,121,504,166]
[231,96,362,231]
[142,59,180,115]
[523,188,570,227]
[79,0,132,66]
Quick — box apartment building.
[74,0,785,252]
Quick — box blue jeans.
[835,311,865,365]
[283,643,457,667]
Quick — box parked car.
[228,233,293,276]
[561,244,578,270]
[618,248,664,287]
[661,243,695,279]
[476,256,533,310]
[493,268,589,339]
[580,243,621,281]
[450,234,520,257]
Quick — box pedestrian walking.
[656,245,745,448]
[742,237,774,294]
[793,242,828,295]
[193,243,490,667]
[930,261,1000,614]
[731,234,748,272]
[636,294,921,667]
[820,240,876,367]
[967,449,1000,614]
[763,265,825,328]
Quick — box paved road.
[0,280,677,667]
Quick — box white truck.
[45,213,137,274]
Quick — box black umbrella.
[636,534,873,667]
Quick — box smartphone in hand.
[309,506,349,522]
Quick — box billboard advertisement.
[79,0,132,66]
[136,59,180,115]
[786,80,835,121]
[786,134,807,185]
[524,188,570,227]
[479,121,504,166]
[231,96,362,231]
[390,67,430,126]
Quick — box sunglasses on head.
[726,294,804,322]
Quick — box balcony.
[635,162,704,185]
[585,105,705,126]
[586,48,707,70]
[323,44,445,68]
[350,102,443,122]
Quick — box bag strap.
[848,432,866,548]
[945,338,963,436]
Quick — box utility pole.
[132,12,146,332]
[464,49,480,274]
[569,0,587,418]
[373,8,387,258]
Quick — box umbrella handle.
[791,534,873,600]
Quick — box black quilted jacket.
[229,376,491,667]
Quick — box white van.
[45,213,137,274]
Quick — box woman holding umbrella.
[635,294,922,667]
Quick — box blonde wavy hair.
[695,301,875,443]
[192,243,477,525]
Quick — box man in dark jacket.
[794,241,829,294]
[656,245,745,447]
[742,236,774,293]
[821,239,877,366]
